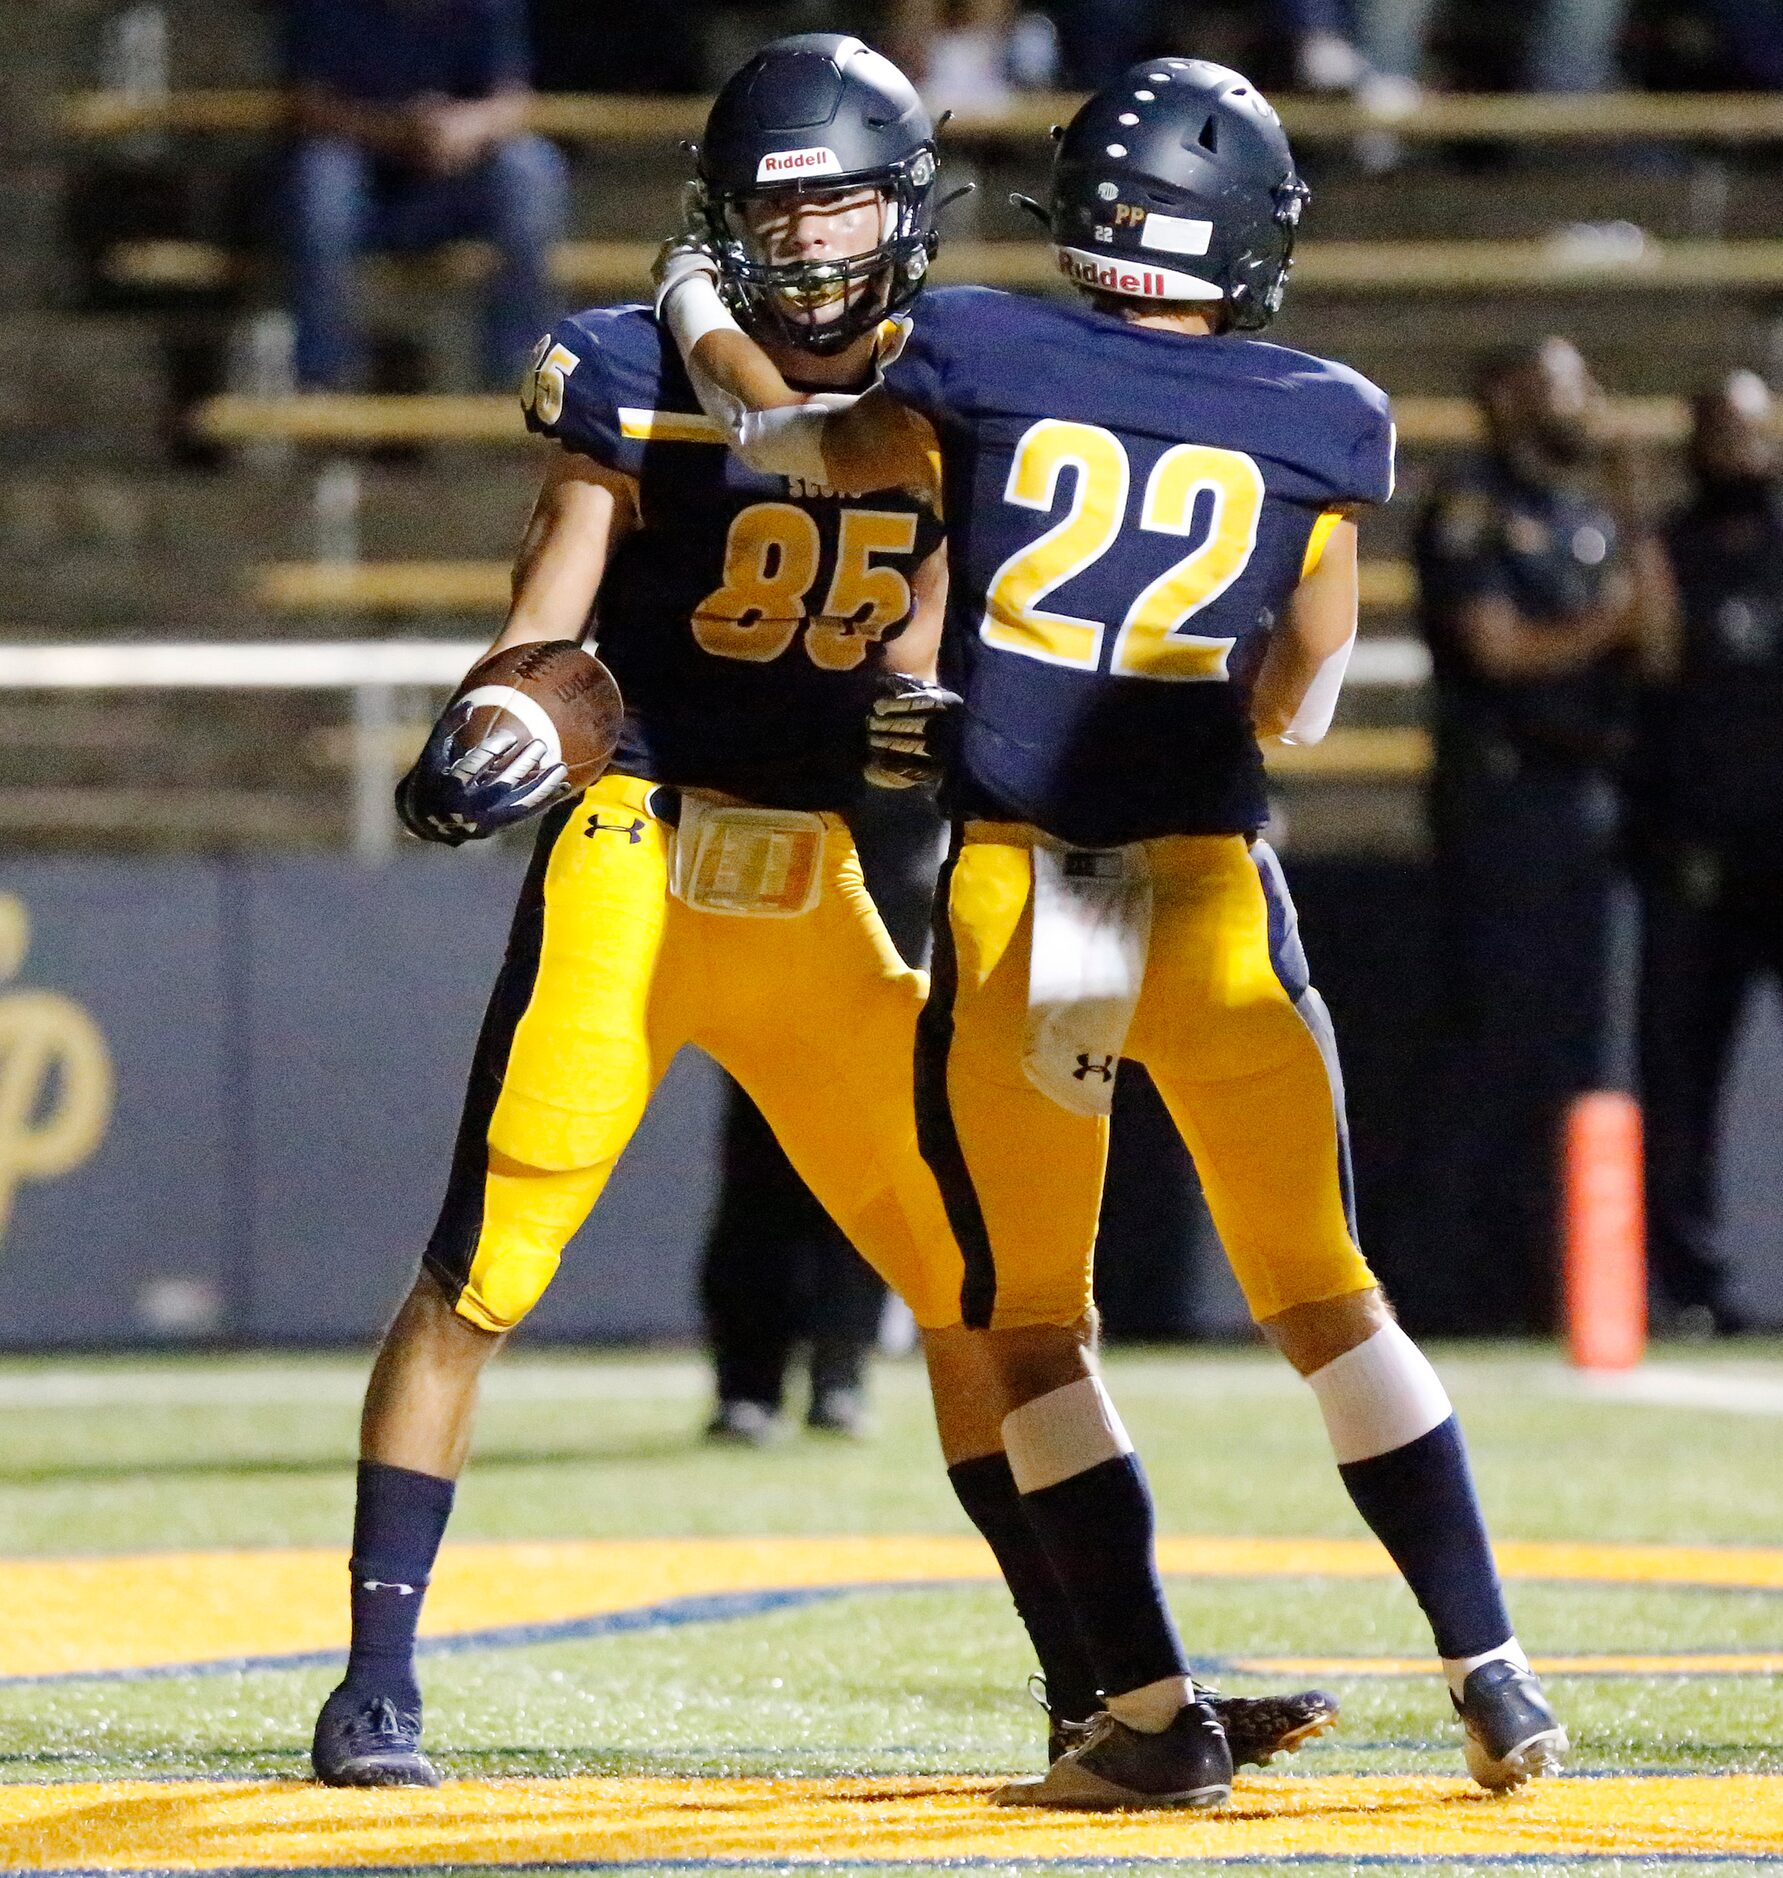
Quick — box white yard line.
[1559,1364,1783,1416]
[3,1349,1778,1416]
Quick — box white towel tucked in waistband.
[1022,842,1153,1117]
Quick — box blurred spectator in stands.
[1697,0,1783,87]
[1624,372,1783,1335]
[283,0,566,390]
[1355,0,1628,107]
[1415,339,1638,1329]
[1041,0,1152,87]
[887,0,1017,108]
[1278,0,1371,90]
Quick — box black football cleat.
[1204,1685,1340,1768]
[806,1384,873,1439]
[1046,1682,1339,1769]
[703,1399,784,1446]
[1452,1660,1568,1791]
[997,1697,1233,1810]
[311,1683,441,1788]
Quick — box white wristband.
[659,271,742,356]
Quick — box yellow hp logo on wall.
[0,895,113,1243]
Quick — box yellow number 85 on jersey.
[983,419,1266,682]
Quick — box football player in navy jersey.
[660,57,1567,1807]
[312,34,1324,1795]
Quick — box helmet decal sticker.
[1139,213,1215,256]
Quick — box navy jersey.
[522,306,943,809]
[878,286,1393,846]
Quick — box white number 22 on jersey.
[981,419,1265,682]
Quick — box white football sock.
[1000,1375,1133,1495]
[1305,1320,1453,1465]
[1106,1673,1196,1734]
[1442,1637,1530,1701]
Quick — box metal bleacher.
[9,0,1783,850]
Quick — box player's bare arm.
[395,452,633,847]
[1251,516,1360,745]
[883,542,947,680]
[687,326,938,497]
[497,451,637,653]
[657,246,938,499]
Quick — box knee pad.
[444,1155,606,1333]
[454,1238,562,1334]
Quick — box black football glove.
[395,701,571,847]
[865,673,962,789]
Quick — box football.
[453,640,624,789]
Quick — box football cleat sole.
[314,1750,442,1789]
[1463,1721,1569,1792]
[993,1761,1231,1811]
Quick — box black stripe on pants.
[422,799,575,1306]
[912,822,1000,1329]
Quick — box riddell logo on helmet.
[756,146,844,181]
[1055,246,1222,304]
[1057,251,1171,297]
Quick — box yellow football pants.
[424,773,965,1333]
[917,824,1377,1330]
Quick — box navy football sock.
[1338,1417,1513,1660]
[344,1460,456,1706]
[947,1453,1101,1725]
[1017,1453,1190,1702]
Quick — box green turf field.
[4,1343,1782,1875]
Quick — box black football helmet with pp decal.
[694,33,939,353]
[1041,59,1308,331]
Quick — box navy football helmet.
[695,34,938,353]
[1040,59,1308,331]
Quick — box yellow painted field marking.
[4,1774,1781,1869]
[12,1534,1783,1681]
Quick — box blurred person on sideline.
[283,0,567,389]
[702,1084,890,1443]
[703,788,943,1443]
[1415,339,1638,1329]
[1624,371,1783,1336]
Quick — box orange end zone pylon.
[1564,1090,1647,1369]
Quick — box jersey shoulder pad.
[520,305,668,475]
[878,285,1012,424]
[1289,350,1396,509]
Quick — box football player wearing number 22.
[312,36,1326,1795]
[660,56,1570,1808]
